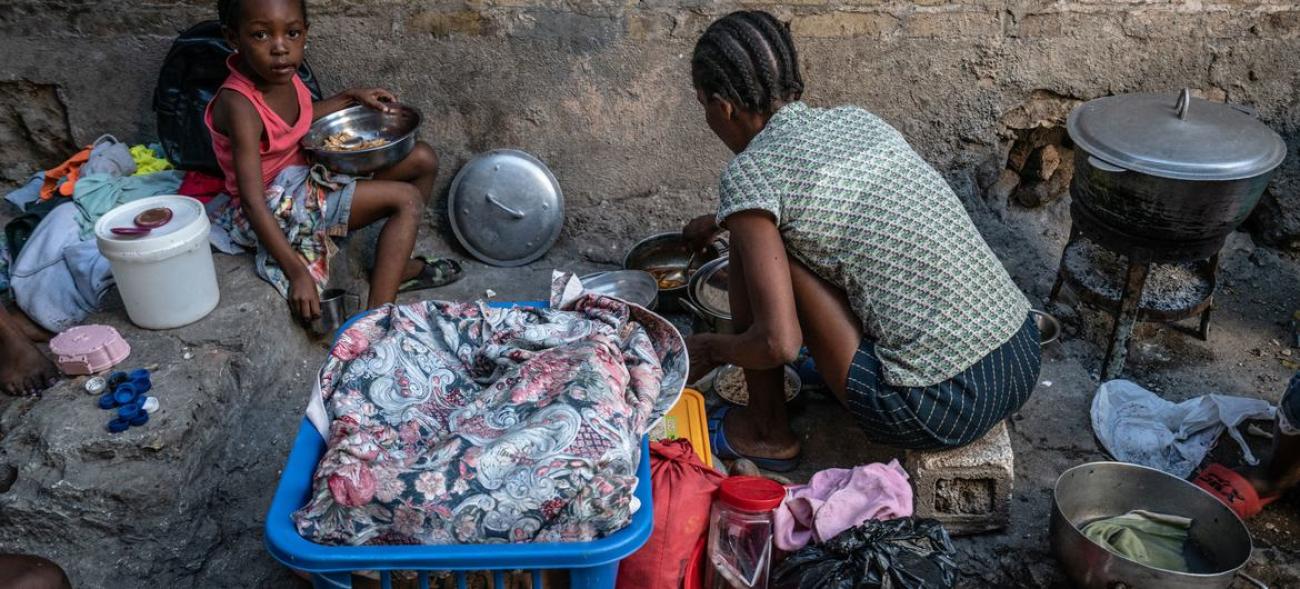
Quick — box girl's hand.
[346,88,398,113]
[289,273,321,323]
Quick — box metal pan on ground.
[579,270,659,310]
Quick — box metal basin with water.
[1050,462,1256,589]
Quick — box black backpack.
[152,20,324,176]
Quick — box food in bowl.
[714,364,800,405]
[648,267,688,290]
[322,131,390,152]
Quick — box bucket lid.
[448,149,564,267]
[1067,90,1286,181]
[718,476,786,512]
[95,195,209,258]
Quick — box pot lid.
[690,257,731,319]
[1067,89,1286,181]
[448,149,564,267]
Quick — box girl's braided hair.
[218,0,309,31]
[691,10,804,114]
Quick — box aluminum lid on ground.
[1067,90,1286,181]
[448,149,564,267]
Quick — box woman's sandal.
[1192,463,1280,520]
[709,405,800,473]
[399,256,463,293]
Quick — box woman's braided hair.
[692,11,804,115]
[218,0,309,31]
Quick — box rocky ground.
[0,186,1297,587]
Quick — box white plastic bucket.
[95,195,220,329]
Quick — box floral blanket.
[293,277,686,546]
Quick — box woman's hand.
[683,213,720,254]
[345,88,398,113]
[687,333,722,383]
[288,272,321,323]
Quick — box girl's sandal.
[398,256,463,293]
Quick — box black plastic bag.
[152,20,324,175]
[772,517,958,589]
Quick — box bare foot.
[0,333,59,396]
[723,406,801,461]
[7,307,53,343]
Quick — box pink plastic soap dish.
[49,325,131,376]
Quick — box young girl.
[683,11,1041,470]
[206,0,459,323]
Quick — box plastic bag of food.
[771,517,958,589]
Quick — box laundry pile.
[293,275,687,546]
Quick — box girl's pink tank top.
[204,55,312,201]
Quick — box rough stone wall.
[1,0,1299,253]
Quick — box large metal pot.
[1068,89,1286,257]
[1050,462,1259,589]
[681,256,733,334]
[624,232,727,312]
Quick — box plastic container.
[95,195,219,329]
[48,325,130,375]
[650,387,713,467]
[264,301,653,588]
[707,476,786,589]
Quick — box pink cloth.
[774,460,913,551]
[203,54,312,203]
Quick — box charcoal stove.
[1049,89,1286,379]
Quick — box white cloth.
[1091,379,1275,478]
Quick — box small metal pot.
[682,256,733,334]
[302,104,421,175]
[624,232,727,312]
[1050,462,1259,589]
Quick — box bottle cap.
[98,393,116,410]
[106,417,130,433]
[113,383,140,405]
[129,412,149,427]
[717,476,786,512]
[142,397,159,414]
[85,377,107,395]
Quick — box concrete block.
[904,10,1001,39]
[905,421,1013,536]
[791,12,900,38]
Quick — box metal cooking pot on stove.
[682,256,733,334]
[1068,89,1286,258]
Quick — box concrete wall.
[2,0,1299,254]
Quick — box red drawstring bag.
[617,439,725,589]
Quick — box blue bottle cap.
[128,368,149,381]
[106,417,130,433]
[129,412,149,427]
[113,383,140,405]
[118,405,140,419]
[128,374,152,395]
[108,371,129,387]
[98,393,117,410]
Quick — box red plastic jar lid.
[718,476,786,512]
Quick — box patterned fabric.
[717,101,1030,387]
[209,164,356,297]
[845,314,1040,449]
[293,290,686,546]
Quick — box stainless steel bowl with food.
[710,364,802,405]
[302,104,422,175]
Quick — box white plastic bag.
[1090,379,1275,478]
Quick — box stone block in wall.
[905,421,1013,536]
[1013,12,1124,39]
[791,12,900,38]
[904,10,1001,39]
[407,10,491,36]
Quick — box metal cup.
[311,288,361,336]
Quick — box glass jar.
[706,476,786,589]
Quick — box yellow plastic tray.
[649,388,712,468]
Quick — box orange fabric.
[39,146,93,200]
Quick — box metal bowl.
[579,270,659,310]
[1050,462,1254,589]
[683,256,733,334]
[1030,309,1060,345]
[302,104,421,175]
